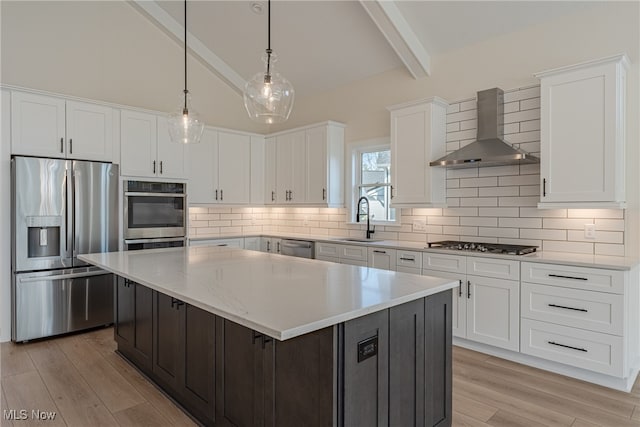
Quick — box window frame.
[346,138,398,225]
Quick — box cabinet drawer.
[422,253,466,274]
[521,262,624,294]
[396,250,422,270]
[316,242,340,258]
[521,319,623,377]
[339,245,368,262]
[521,283,623,335]
[467,257,519,280]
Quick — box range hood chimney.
[430,88,539,168]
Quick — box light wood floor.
[1,328,639,426]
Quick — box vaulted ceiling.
[132,1,594,99]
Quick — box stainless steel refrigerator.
[11,156,118,342]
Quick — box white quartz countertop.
[189,233,639,270]
[79,247,457,341]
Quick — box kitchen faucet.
[356,196,375,239]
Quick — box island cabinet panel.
[216,320,336,427]
[114,277,152,373]
[342,310,390,427]
[152,291,216,425]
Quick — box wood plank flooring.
[1,328,639,426]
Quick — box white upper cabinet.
[11,91,113,162]
[264,137,277,204]
[188,128,251,205]
[388,97,447,208]
[120,110,157,177]
[120,110,186,179]
[270,121,345,206]
[536,54,628,208]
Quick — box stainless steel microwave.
[124,181,186,239]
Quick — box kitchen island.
[80,246,458,427]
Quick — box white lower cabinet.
[261,237,281,254]
[367,248,395,270]
[244,237,261,251]
[520,262,631,378]
[189,238,244,249]
[314,242,367,266]
[423,254,520,351]
[466,275,520,351]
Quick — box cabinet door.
[275,134,292,202]
[120,110,157,177]
[133,283,153,372]
[539,59,624,204]
[157,116,186,179]
[423,270,466,338]
[305,127,327,204]
[182,304,216,423]
[466,275,519,351]
[215,319,262,427]
[265,327,336,427]
[290,131,307,203]
[66,101,113,162]
[115,277,135,348]
[11,92,66,158]
[264,137,277,204]
[390,101,446,207]
[188,129,217,204]
[367,248,396,271]
[218,131,251,204]
[153,292,182,391]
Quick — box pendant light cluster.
[168,0,204,144]
[243,0,295,124]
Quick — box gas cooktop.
[426,240,537,256]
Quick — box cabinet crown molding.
[534,53,630,79]
[387,96,449,112]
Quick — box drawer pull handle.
[399,257,415,261]
[467,280,471,299]
[548,303,588,313]
[547,341,587,352]
[548,274,587,281]
[458,279,462,297]
[373,250,386,254]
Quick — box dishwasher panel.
[280,239,315,259]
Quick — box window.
[352,145,396,223]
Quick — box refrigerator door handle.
[18,270,109,283]
[65,165,74,261]
[72,168,77,258]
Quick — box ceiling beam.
[359,0,431,79]
[130,0,246,94]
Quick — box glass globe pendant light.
[243,0,294,124]
[168,0,204,144]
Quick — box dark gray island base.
[115,276,452,427]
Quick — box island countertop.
[79,246,458,340]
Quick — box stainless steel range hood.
[430,88,539,168]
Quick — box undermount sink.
[339,238,383,243]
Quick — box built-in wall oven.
[124,181,187,250]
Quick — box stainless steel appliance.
[124,237,185,251]
[427,240,537,256]
[11,156,118,342]
[124,180,186,240]
[280,239,315,259]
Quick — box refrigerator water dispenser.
[26,216,61,258]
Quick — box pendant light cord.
[183,0,189,114]
[265,0,272,80]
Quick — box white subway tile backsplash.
[503,86,540,102]
[519,185,540,196]
[498,218,542,229]
[460,119,477,131]
[443,207,478,217]
[446,122,460,132]
[568,209,624,219]
[446,198,460,207]
[595,244,625,257]
[460,197,498,207]
[543,241,594,254]
[459,100,476,111]
[498,238,542,247]
[517,141,541,154]
[498,174,540,187]
[478,207,519,217]
[543,218,591,230]
[498,196,538,207]
[595,219,625,231]
[479,186,520,197]
[446,128,477,142]
[504,101,520,113]
[520,97,541,111]
[504,131,540,144]
[413,208,443,216]
[503,123,520,134]
[520,120,540,132]
[478,165,519,177]
[460,177,497,188]
[504,109,540,124]
[520,208,567,218]
[567,230,623,244]
[428,216,460,226]
[447,168,478,179]
[478,227,519,238]
[447,188,479,198]
[447,103,461,114]
[443,226,478,236]
[446,109,476,123]
[460,217,498,227]
[520,229,566,241]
